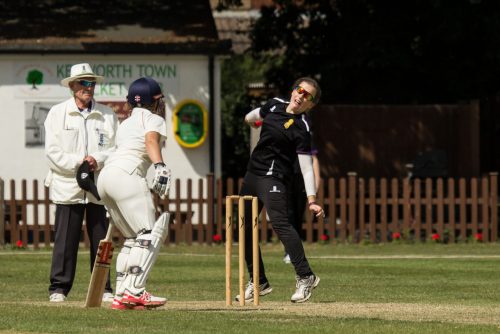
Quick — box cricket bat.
[85,222,114,307]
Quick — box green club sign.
[173,99,207,148]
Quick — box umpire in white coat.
[44,63,118,302]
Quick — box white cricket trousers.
[97,165,156,238]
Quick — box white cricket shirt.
[105,107,167,177]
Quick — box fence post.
[186,179,193,245]
[21,180,28,247]
[447,178,455,243]
[197,178,204,244]
[368,178,377,243]
[9,180,17,245]
[459,178,467,241]
[174,179,182,244]
[391,178,399,233]
[44,186,51,248]
[402,177,411,235]
[490,172,498,242]
[358,178,365,243]
[471,178,478,237]
[216,177,223,238]
[33,180,40,249]
[425,178,433,239]
[347,172,357,242]
[316,178,325,242]
[207,173,214,244]
[327,178,336,243]
[481,176,489,242]
[0,178,4,246]
[436,178,444,239]
[414,179,422,242]
[339,178,347,242]
[380,178,388,243]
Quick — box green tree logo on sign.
[26,69,43,89]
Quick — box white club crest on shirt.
[81,172,89,179]
[269,185,281,193]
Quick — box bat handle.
[104,220,114,241]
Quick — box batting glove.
[152,162,171,199]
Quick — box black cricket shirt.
[247,97,312,180]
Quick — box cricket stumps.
[225,195,259,306]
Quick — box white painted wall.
[0,55,221,216]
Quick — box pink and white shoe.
[111,297,145,310]
[121,290,166,308]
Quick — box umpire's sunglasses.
[77,80,97,88]
[294,85,315,102]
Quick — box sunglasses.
[77,80,97,87]
[294,85,315,102]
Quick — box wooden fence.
[0,173,498,248]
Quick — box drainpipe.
[209,54,215,175]
[208,54,216,238]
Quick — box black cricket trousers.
[239,171,314,282]
[48,203,112,296]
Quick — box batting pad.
[115,238,135,296]
[122,212,170,295]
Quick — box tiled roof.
[0,0,231,54]
[213,10,260,54]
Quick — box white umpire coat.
[44,97,118,204]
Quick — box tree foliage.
[220,55,272,179]
[251,0,500,104]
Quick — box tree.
[220,54,272,179]
[251,0,500,104]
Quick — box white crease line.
[310,255,500,259]
[1,252,500,260]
